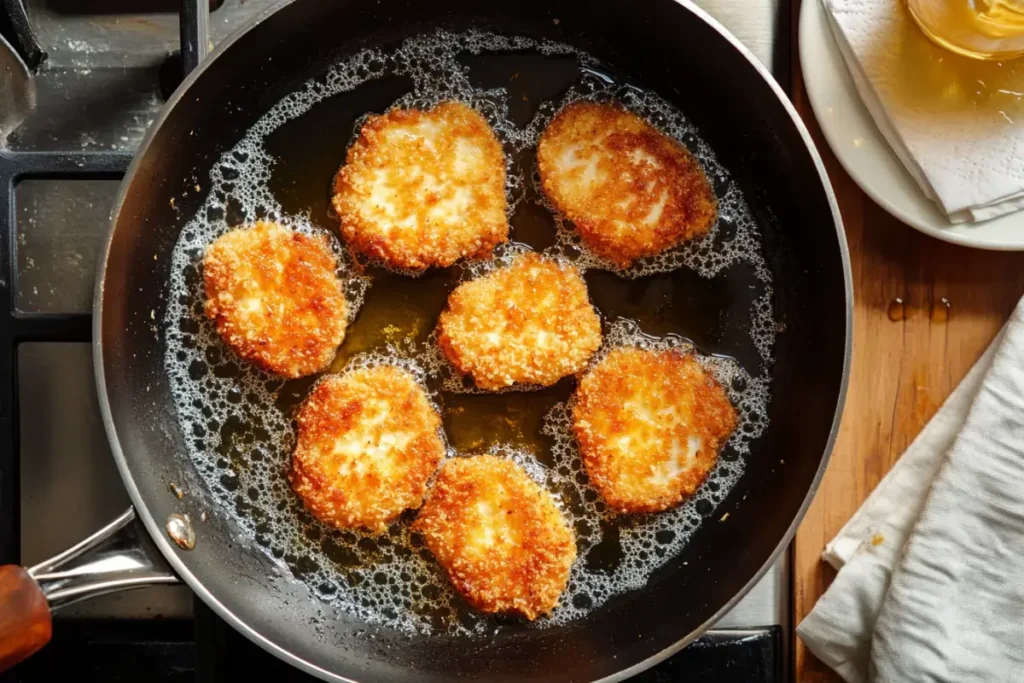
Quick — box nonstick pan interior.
[96,1,849,681]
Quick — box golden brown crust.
[290,366,445,533]
[203,221,347,378]
[436,252,603,390]
[332,101,509,271]
[413,456,576,620]
[572,348,737,514]
[537,101,717,268]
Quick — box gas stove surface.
[0,1,789,681]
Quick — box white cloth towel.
[797,296,1024,683]
[824,0,1024,222]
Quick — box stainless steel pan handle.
[0,508,178,671]
[27,508,178,609]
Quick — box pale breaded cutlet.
[436,252,602,391]
[290,366,445,534]
[203,221,347,379]
[537,101,717,268]
[413,455,576,620]
[332,101,509,271]
[572,348,737,514]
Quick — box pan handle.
[0,508,178,671]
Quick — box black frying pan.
[0,1,851,681]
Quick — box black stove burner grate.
[0,150,131,565]
[0,3,782,681]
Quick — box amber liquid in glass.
[907,0,1024,60]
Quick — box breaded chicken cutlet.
[437,252,602,390]
[413,455,576,620]
[332,101,509,271]
[572,348,737,514]
[290,365,445,533]
[537,101,717,268]
[203,221,347,378]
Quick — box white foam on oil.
[164,29,776,636]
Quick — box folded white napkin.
[797,296,1024,683]
[824,0,1024,222]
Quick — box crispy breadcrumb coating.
[413,455,576,620]
[203,221,347,378]
[437,252,602,390]
[291,366,445,533]
[572,348,737,513]
[332,101,509,271]
[537,101,717,268]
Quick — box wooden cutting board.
[790,3,1024,681]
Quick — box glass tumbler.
[906,0,1024,60]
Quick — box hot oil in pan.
[164,30,775,636]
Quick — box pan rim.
[92,1,853,681]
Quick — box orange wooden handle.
[0,565,52,672]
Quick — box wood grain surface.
[790,2,1024,680]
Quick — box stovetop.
[0,1,790,681]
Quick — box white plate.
[799,0,1024,250]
